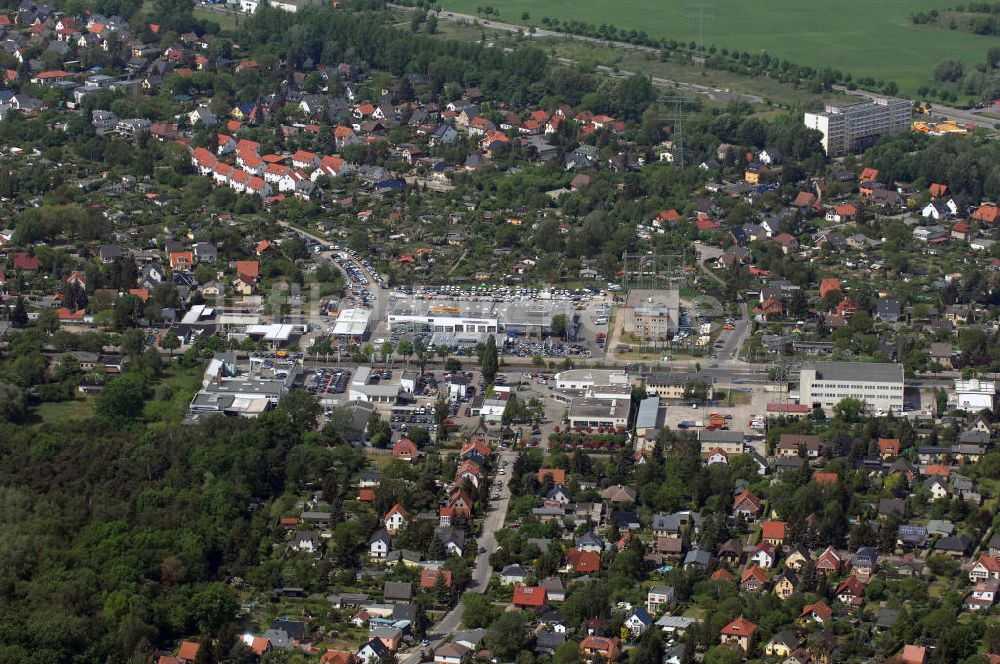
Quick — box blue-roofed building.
[635,396,663,446]
[897,525,927,548]
[625,606,654,636]
[375,178,407,193]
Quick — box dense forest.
[0,363,346,664]
[241,6,551,109]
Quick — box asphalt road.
[716,301,750,362]
[398,449,517,664]
[278,220,390,328]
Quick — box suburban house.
[732,489,762,522]
[719,616,758,652]
[383,504,410,534]
[579,636,621,662]
[646,585,676,614]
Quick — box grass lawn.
[33,396,95,424]
[716,388,751,405]
[142,362,205,424]
[537,38,855,108]
[926,577,954,600]
[194,7,241,31]
[434,0,997,95]
[433,20,848,108]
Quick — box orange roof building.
[512,585,547,608]
[720,616,757,650]
[56,308,85,321]
[566,549,601,573]
[243,636,269,656]
[177,641,201,663]
[169,251,193,270]
[320,651,358,664]
[900,645,927,664]
[878,438,901,457]
[236,260,260,283]
[420,569,453,588]
[972,203,999,224]
[819,278,842,298]
[761,521,786,544]
[711,568,735,581]
[392,438,419,461]
[813,472,839,485]
[923,463,951,477]
[538,468,566,485]
[579,636,621,662]
[800,600,833,622]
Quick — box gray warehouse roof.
[803,361,903,383]
[635,397,661,429]
[569,397,630,420]
[698,429,745,444]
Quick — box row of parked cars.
[504,339,591,358]
[397,284,600,303]
[307,368,352,395]
[334,253,370,286]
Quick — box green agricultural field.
[436,0,998,94]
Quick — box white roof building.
[954,378,997,413]
[333,308,371,338]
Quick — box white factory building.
[798,361,904,413]
[568,397,631,429]
[555,369,630,391]
[386,297,571,336]
[332,308,372,340]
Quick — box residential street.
[399,449,517,664]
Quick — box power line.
[686,2,715,63]
[657,95,699,167]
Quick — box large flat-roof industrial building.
[387,297,571,337]
[953,378,997,413]
[803,96,911,156]
[188,352,302,419]
[634,396,664,451]
[332,308,372,340]
[568,397,631,429]
[555,369,630,391]
[798,361,904,413]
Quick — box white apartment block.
[804,97,912,156]
[799,361,904,413]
